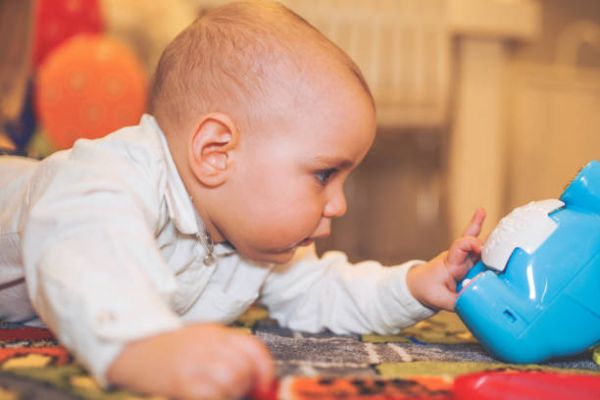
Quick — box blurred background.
[1,0,599,264]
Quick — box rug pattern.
[0,308,598,399]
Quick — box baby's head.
[151,1,376,263]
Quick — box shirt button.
[96,311,116,324]
[203,254,216,267]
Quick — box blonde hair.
[150,1,373,135]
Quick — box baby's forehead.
[229,49,371,128]
[253,78,375,156]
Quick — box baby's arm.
[406,208,486,311]
[107,323,274,399]
[261,209,485,335]
[261,247,437,335]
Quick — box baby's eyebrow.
[312,156,354,169]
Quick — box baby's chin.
[241,247,298,265]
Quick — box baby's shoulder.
[77,122,165,174]
[33,122,165,197]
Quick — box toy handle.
[456,260,487,293]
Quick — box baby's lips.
[299,238,314,247]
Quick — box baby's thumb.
[254,354,275,396]
[438,290,459,311]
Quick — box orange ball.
[36,34,147,149]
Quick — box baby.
[0,2,485,399]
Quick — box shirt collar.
[141,114,204,236]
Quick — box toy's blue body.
[456,161,600,363]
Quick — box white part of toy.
[482,199,565,272]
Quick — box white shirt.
[0,115,434,384]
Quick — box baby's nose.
[323,189,347,219]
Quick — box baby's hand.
[107,323,274,399]
[407,208,486,311]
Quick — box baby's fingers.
[232,334,274,397]
[200,351,255,399]
[436,290,459,312]
[446,236,483,279]
[462,208,486,238]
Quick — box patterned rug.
[0,307,598,399]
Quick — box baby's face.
[217,74,376,264]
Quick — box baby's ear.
[188,113,238,187]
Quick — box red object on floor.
[453,370,600,400]
[0,327,55,341]
[265,376,452,400]
[249,380,279,400]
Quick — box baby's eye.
[315,168,338,185]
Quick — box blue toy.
[455,160,600,363]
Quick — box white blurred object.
[101,0,198,72]
[283,0,450,128]
[508,19,600,209]
[446,0,540,239]
[102,0,449,128]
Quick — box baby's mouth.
[298,238,314,247]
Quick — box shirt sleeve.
[259,245,435,335]
[21,142,183,386]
